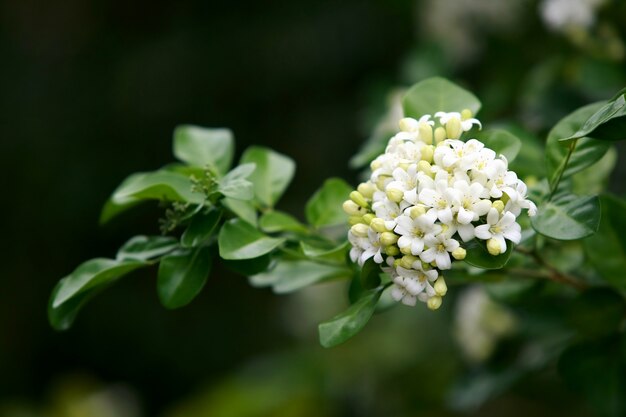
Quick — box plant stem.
[549,139,577,200]
[515,247,588,290]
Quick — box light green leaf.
[474,129,521,162]
[100,170,204,223]
[259,210,308,233]
[49,258,148,330]
[561,94,626,142]
[402,77,481,119]
[117,235,179,261]
[305,178,353,228]
[464,239,514,270]
[249,260,350,294]
[218,218,286,260]
[222,197,257,226]
[240,146,295,208]
[300,240,348,259]
[546,102,610,187]
[584,195,626,294]
[572,147,617,195]
[318,287,384,348]
[217,163,255,200]
[157,246,212,309]
[173,125,234,176]
[181,208,222,248]
[531,195,600,240]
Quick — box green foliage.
[240,146,295,208]
[531,195,600,240]
[181,208,222,248]
[402,77,481,118]
[259,211,308,234]
[561,93,626,142]
[117,235,179,261]
[305,178,353,228]
[217,163,256,200]
[158,246,212,309]
[473,129,521,162]
[218,218,286,260]
[173,125,234,176]
[249,260,350,294]
[464,239,514,270]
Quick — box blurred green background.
[2,0,626,416]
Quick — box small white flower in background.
[344,109,536,310]
[540,0,604,31]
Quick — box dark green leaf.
[572,147,617,195]
[157,246,212,309]
[117,235,179,261]
[240,146,295,208]
[531,195,600,240]
[464,239,514,270]
[259,210,308,233]
[318,287,384,348]
[217,163,255,200]
[249,260,350,293]
[561,94,626,142]
[567,289,626,339]
[218,218,286,260]
[305,178,353,228]
[402,77,481,119]
[181,208,222,248]
[221,198,257,226]
[173,125,234,176]
[360,259,382,290]
[473,129,521,162]
[49,259,148,330]
[223,254,272,276]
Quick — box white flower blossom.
[474,208,522,253]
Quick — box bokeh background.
[2,0,626,416]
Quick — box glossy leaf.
[531,195,600,240]
[584,195,626,294]
[305,178,353,228]
[249,260,350,294]
[157,246,212,309]
[218,218,286,260]
[473,129,521,162]
[222,198,257,226]
[402,77,481,119]
[546,102,610,187]
[259,210,308,233]
[173,125,234,176]
[100,170,204,223]
[181,208,222,248]
[117,235,179,261]
[240,146,295,208]
[318,287,384,348]
[300,240,348,259]
[360,259,382,290]
[223,254,272,276]
[561,94,626,142]
[217,163,255,200]
[464,239,514,270]
[49,258,148,330]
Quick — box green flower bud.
[348,216,363,225]
[421,145,434,163]
[357,182,376,199]
[400,245,413,255]
[370,160,382,170]
[399,117,418,132]
[434,127,447,144]
[492,200,505,213]
[409,205,426,218]
[342,200,361,216]
[376,176,390,191]
[418,122,433,145]
[362,213,375,225]
[417,160,432,174]
[446,117,462,139]
[427,296,443,310]
[380,232,399,246]
[351,223,369,237]
[386,188,404,203]
[350,191,368,208]
[434,276,447,296]
[370,218,387,233]
[461,109,473,120]
[400,255,418,269]
[385,245,400,256]
[487,238,502,256]
[451,247,466,260]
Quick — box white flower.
[452,180,492,224]
[474,208,522,253]
[372,198,405,230]
[386,165,419,194]
[435,111,482,131]
[358,229,385,265]
[394,212,441,255]
[485,159,518,198]
[391,265,439,305]
[420,232,460,270]
[419,179,458,224]
[505,181,538,217]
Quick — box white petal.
[474,225,492,240]
[457,207,474,224]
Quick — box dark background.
[1,1,625,416]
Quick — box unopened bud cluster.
[345,111,537,310]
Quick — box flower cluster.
[344,110,537,310]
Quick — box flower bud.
[393,258,402,268]
[418,122,433,145]
[400,255,418,269]
[417,160,432,174]
[351,223,369,237]
[487,238,502,256]
[376,176,390,190]
[386,188,404,203]
[525,175,538,187]
[357,182,376,199]
[422,146,434,164]
[451,247,466,260]
[343,200,361,216]
[421,261,431,270]
[385,245,400,256]
[434,127,447,144]
[370,218,387,233]
[398,162,411,171]
[492,200,505,213]
[434,276,447,296]
[362,213,375,224]
[350,191,369,208]
[446,117,462,139]
[370,160,382,170]
[427,296,443,310]
[380,232,399,246]
[400,245,413,255]
[348,216,363,225]
[399,117,419,132]
[408,205,426,218]
[461,109,473,120]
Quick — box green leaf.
[546,102,610,187]
[464,239,514,270]
[249,260,350,294]
[218,218,286,260]
[402,77,481,119]
[157,246,212,309]
[100,170,204,223]
[473,129,521,162]
[173,125,234,176]
[223,254,272,276]
[240,146,295,208]
[572,147,617,195]
[305,178,353,228]
[49,259,148,330]
[181,208,222,248]
[217,163,255,200]
[222,198,257,226]
[567,289,626,339]
[259,210,308,234]
[300,240,348,259]
[561,94,626,142]
[117,235,179,261]
[531,195,600,240]
[584,195,626,294]
[318,287,384,348]
[360,259,382,290]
